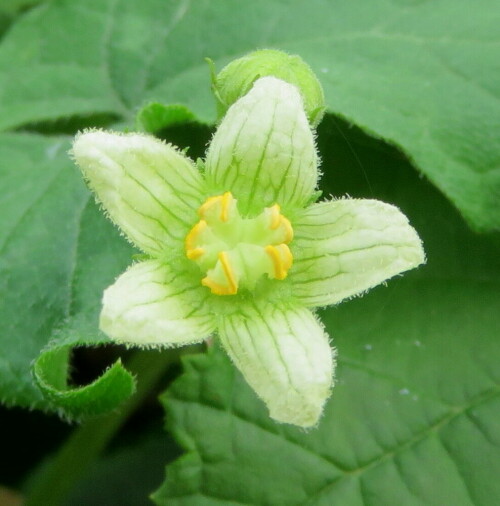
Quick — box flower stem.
[24,349,181,506]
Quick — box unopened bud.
[211,49,325,128]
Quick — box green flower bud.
[211,49,326,128]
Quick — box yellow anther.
[219,251,238,293]
[280,215,294,243]
[198,195,222,218]
[269,204,281,229]
[202,278,231,295]
[202,251,238,295]
[186,247,204,260]
[220,191,232,222]
[187,192,294,295]
[185,219,207,252]
[198,192,234,222]
[267,205,293,243]
[265,244,293,280]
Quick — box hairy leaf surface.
[0,0,498,229]
[0,133,136,416]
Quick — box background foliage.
[0,0,498,504]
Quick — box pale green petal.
[71,130,206,256]
[100,260,215,346]
[219,302,335,427]
[291,199,425,307]
[205,77,318,215]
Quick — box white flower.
[71,77,425,427]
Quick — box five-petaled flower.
[71,77,425,427]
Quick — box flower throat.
[185,192,293,295]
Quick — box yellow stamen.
[198,195,222,218]
[186,193,294,295]
[269,204,281,229]
[201,277,228,295]
[201,251,238,295]
[185,220,207,251]
[220,191,232,222]
[198,192,234,222]
[186,247,204,260]
[265,244,293,280]
[280,215,294,243]
[280,244,294,271]
[218,251,238,294]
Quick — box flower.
[71,77,425,427]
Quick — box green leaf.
[0,0,498,230]
[154,118,500,505]
[0,0,45,15]
[136,103,197,134]
[0,133,136,416]
[34,351,135,418]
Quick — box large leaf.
[0,0,45,14]
[0,0,498,230]
[154,117,500,505]
[0,133,136,416]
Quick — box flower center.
[185,192,293,295]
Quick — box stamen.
[219,251,238,293]
[280,216,294,243]
[198,195,221,218]
[186,192,294,295]
[220,191,232,222]
[185,220,207,251]
[265,244,293,280]
[202,252,238,295]
[186,247,204,260]
[202,277,230,295]
[198,192,234,222]
[269,204,281,229]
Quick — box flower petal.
[205,77,318,215]
[219,302,335,427]
[100,260,215,346]
[291,200,425,307]
[71,130,206,256]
